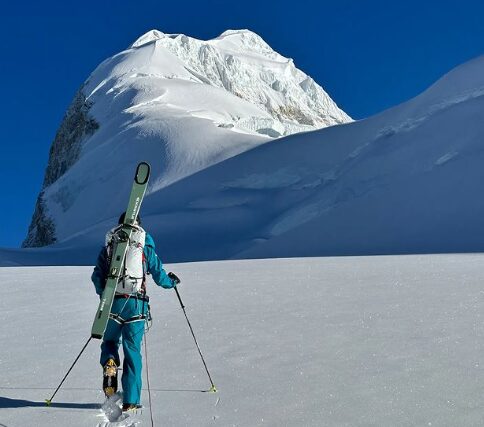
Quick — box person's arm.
[91,246,109,296]
[145,244,177,289]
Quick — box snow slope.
[13,48,484,265]
[1,254,484,426]
[137,54,484,261]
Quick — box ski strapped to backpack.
[91,162,151,340]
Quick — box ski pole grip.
[174,286,185,309]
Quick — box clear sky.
[1,0,483,248]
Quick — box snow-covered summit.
[122,28,351,134]
[131,28,277,57]
[23,28,350,248]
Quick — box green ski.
[91,162,151,339]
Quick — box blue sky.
[1,0,484,248]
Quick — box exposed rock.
[23,86,99,247]
[22,192,56,247]
[43,86,99,187]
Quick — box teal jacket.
[91,233,175,295]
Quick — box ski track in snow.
[1,255,484,426]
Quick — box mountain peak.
[219,29,259,37]
[131,29,166,48]
[118,28,351,138]
[23,27,351,247]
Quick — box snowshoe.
[103,358,118,397]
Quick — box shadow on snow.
[0,396,99,409]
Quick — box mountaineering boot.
[122,403,142,412]
[103,358,118,397]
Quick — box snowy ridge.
[126,28,350,134]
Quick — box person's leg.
[121,319,145,404]
[100,298,129,366]
[100,312,124,396]
[100,318,122,366]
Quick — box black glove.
[168,272,181,285]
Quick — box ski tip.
[209,385,218,393]
[135,162,150,185]
[45,399,52,406]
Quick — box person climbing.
[91,212,180,412]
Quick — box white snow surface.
[1,254,484,426]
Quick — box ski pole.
[174,286,217,392]
[45,336,92,405]
[143,332,155,427]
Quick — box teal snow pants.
[100,297,149,405]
